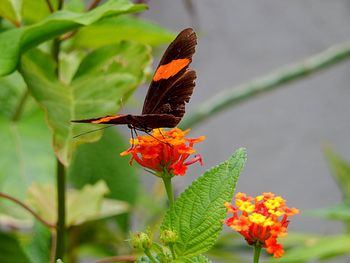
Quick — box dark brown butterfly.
[72,28,197,133]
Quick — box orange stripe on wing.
[153,58,190,81]
[91,115,121,124]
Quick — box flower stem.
[253,243,262,263]
[144,248,157,263]
[55,160,66,260]
[162,176,174,209]
[95,255,137,263]
[180,41,350,130]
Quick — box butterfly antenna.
[145,130,173,148]
[73,124,115,138]
[157,129,173,147]
[157,128,167,139]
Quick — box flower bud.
[160,230,178,245]
[130,232,152,250]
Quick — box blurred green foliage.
[0,0,175,262]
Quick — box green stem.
[11,89,29,122]
[51,0,63,75]
[180,41,350,129]
[144,249,157,263]
[95,255,137,263]
[52,38,61,76]
[162,176,174,209]
[57,0,64,10]
[88,0,102,10]
[45,0,54,12]
[55,160,66,260]
[253,243,262,263]
[169,244,176,260]
[0,192,55,228]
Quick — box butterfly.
[72,28,197,133]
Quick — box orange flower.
[225,192,299,258]
[120,128,205,176]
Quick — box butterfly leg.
[130,127,139,148]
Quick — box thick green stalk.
[52,1,65,260]
[55,160,66,260]
[253,243,262,263]
[180,41,350,129]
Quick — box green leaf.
[0,231,31,263]
[137,253,212,263]
[67,181,129,225]
[0,0,22,26]
[23,222,51,263]
[21,0,57,24]
[309,200,350,221]
[27,180,129,227]
[0,0,147,76]
[0,109,54,222]
[64,0,85,13]
[68,128,139,231]
[72,16,175,49]
[173,255,212,263]
[20,41,151,165]
[58,50,85,85]
[72,41,150,80]
[323,146,350,199]
[268,235,350,262]
[161,148,247,257]
[0,71,27,118]
[56,260,64,263]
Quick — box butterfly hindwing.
[71,114,131,125]
[72,114,180,129]
[148,69,196,120]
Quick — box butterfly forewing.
[142,28,197,115]
[155,28,197,66]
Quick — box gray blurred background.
[138,0,350,240]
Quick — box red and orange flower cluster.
[121,128,205,176]
[225,192,299,258]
